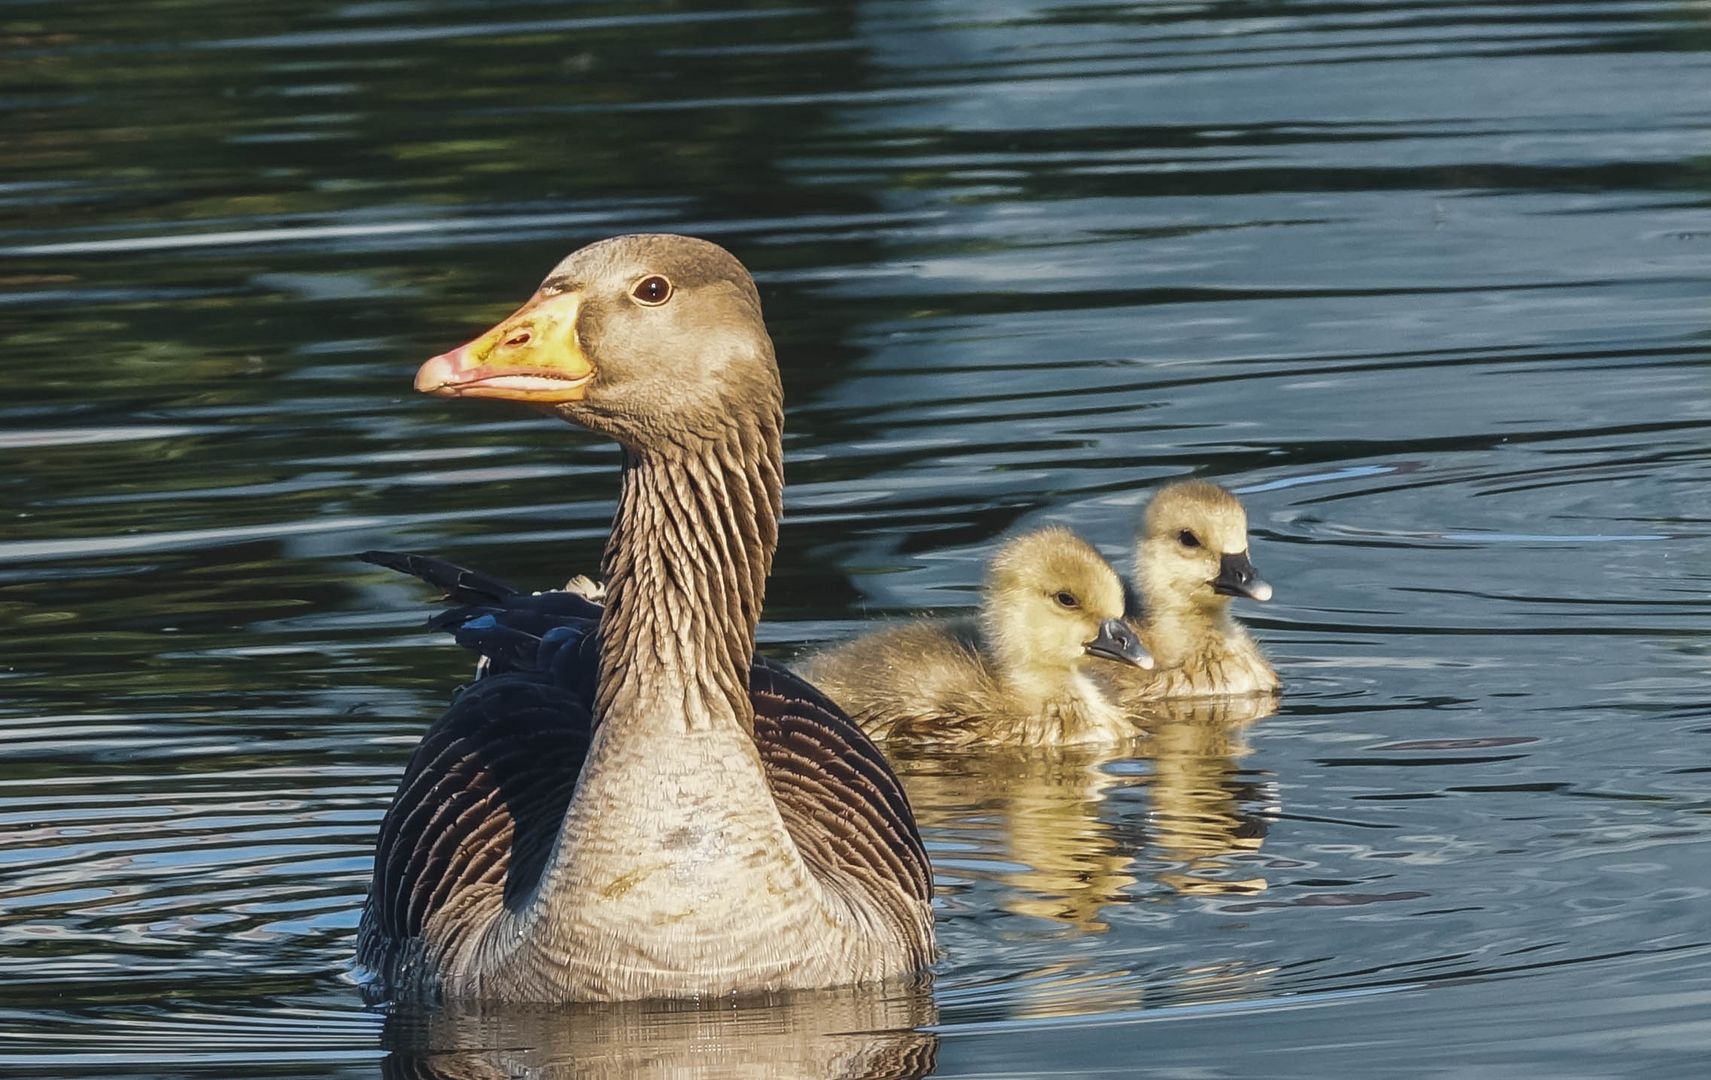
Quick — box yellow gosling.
[799,528,1153,747]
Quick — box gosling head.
[413,233,781,448]
[982,527,1154,683]
[1137,480,1272,613]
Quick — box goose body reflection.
[357,235,933,1003]
[1104,481,1279,707]
[797,528,1153,747]
[381,984,938,1080]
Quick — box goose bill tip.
[414,345,474,396]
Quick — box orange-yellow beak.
[414,289,594,403]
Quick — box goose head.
[982,527,1153,683]
[1137,481,1272,612]
[414,233,780,446]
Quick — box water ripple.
[1,0,1707,1074]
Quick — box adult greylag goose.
[1102,480,1278,707]
[356,234,934,1002]
[795,528,1152,747]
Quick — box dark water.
[3,0,1709,1075]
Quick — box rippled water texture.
[3,0,1709,1075]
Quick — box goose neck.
[594,413,784,733]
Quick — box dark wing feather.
[359,552,932,973]
[360,549,524,606]
[358,613,598,970]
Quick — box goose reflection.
[380,983,937,1080]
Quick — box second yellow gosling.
[1108,480,1279,705]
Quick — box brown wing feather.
[752,659,933,907]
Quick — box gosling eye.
[1178,530,1201,549]
[631,274,673,306]
[1053,591,1079,610]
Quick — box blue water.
[1,1,1708,1075]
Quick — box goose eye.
[1054,591,1079,609]
[502,329,532,347]
[1178,530,1200,549]
[631,275,673,306]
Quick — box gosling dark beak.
[1212,551,1273,602]
[1085,618,1154,669]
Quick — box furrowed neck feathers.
[595,408,784,733]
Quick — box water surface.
[2,0,1709,1075]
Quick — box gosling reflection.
[380,983,937,1080]
[1140,694,1279,896]
[897,746,1138,932]
[895,693,1277,932]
